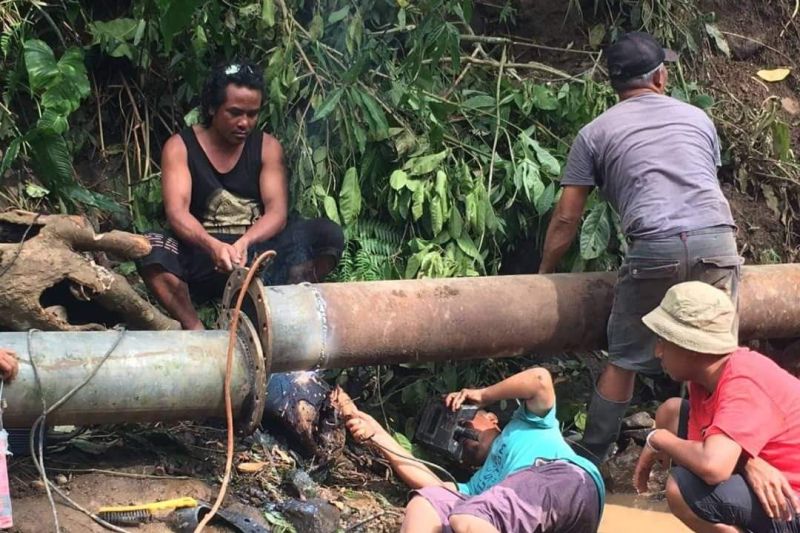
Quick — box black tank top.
[179,127,263,235]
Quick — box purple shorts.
[413,461,600,533]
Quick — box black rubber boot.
[576,388,630,466]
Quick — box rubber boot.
[576,388,630,466]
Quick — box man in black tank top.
[138,62,343,330]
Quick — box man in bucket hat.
[539,31,741,466]
[634,281,800,532]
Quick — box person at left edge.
[138,61,344,330]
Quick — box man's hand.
[445,388,485,411]
[210,240,242,272]
[232,237,250,268]
[0,348,19,382]
[633,441,667,494]
[743,456,800,521]
[345,411,380,443]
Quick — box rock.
[727,33,765,61]
[54,474,68,485]
[782,97,800,116]
[30,480,46,492]
[603,443,642,493]
[621,411,654,430]
[277,498,340,533]
[287,468,318,499]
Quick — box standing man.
[139,62,344,330]
[635,282,800,532]
[538,32,741,464]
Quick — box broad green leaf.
[515,159,543,203]
[405,253,422,279]
[160,0,203,53]
[535,182,556,215]
[393,431,413,453]
[23,40,58,91]
[580,201,611,260]
[262,0,275,26]
[430,196,444,236]
[390,169,408,190]
[435,170,447,199]
[462,94,495,110]
[705,23,730,58]
[309,12,324,40]
[772,121,791,161]
[531,85,558,111]
[692,94,715,110]
[346,11,363,55]
[356,90,389,138]
[530,140,561,175]
[456,233,481,260]
[589,24,606,49]
[24,183,49,198]
[339,167,362,225]
[412,185,425,221]
[404,150,448,176]
[328,6,349,24]
[37,108,69,134]
[89,18,141,45]
[448,207,463,239]
[323,195,341,224]
[312,88,344,122]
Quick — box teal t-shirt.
[456,402,605,510]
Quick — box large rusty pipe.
[0,326,266,431]
[225,264,800,371]
[0,264,795,430]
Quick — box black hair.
[200,60,264,127]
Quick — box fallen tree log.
[0,210,179,331]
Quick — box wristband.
[645,429,661,453]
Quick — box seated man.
[139,61,343,329]
[341,367,605,533]
[635,282,800,532]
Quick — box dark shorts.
[608,226,741,374]
[674,400,800,532]
[413,461,600,533]
[138,217,343,301]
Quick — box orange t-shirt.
[688,348,800,491]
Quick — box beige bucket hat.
[642,281,738,355]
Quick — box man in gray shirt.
[538,32,741,465]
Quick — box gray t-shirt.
[561,93,734,238]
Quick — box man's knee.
[666,475,693,521]
[449,514,499,533]
[655,397,683,434]
[401,496,441,533]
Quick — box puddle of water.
[599,493,691,533]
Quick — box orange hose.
[194,250,276,532]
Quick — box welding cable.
[27,327,128,533]
[365,438,459,485]
[194,250,276,533]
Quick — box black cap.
[605,32,678,81]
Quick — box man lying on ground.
[337,367,605,533]
[634,282,800,532]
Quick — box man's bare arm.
[538,185,591,274]
[650,429,742,485]
[161,135,240,269]
[446,367,556,417]
[235,134,288,252]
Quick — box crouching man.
[635,282,800,532]
[341,367,605,533]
